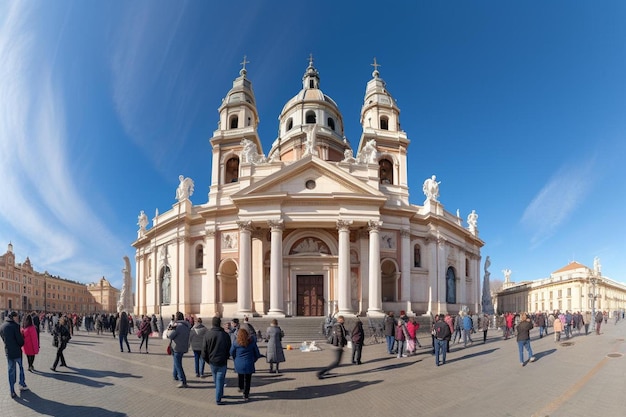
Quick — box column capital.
[205,228,216,238]
[336,219,353,231]
[268,219,284,231]
[400,228,411,238]
[367,220,383,232]
[236,220,254,232]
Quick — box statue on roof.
[241,138,267,164]
[357,139,378,164]
[175,175,194,202]
[423,175,440,201]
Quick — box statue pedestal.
[423,199,443,216]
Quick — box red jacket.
[21,325,39,356]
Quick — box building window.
[229,115,239,129]
[196,245,204,269]
[379,159,393,184]
[286,118,293,131]
[305,111,316,124]
[380,116,389,130]
[225,157,239,183]
[567,287,571,297]
[327,117,335,131]
[413,244,421,268]
[446,267,456,304]
[465,258,470,277]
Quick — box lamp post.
[589,275,598,331]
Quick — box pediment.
[231,155,386,203]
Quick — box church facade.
[132,59,484,318]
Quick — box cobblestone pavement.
[1,320,625,417]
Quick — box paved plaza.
[1,319,625,417]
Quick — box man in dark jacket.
[0,311,27,397]
[433,314,452,366]
[202,317,231,405]
[317,315,347,378]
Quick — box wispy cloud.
[520,158,595,248]
[0,4,126,283]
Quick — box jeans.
[386,335,395,353]
[352,343,363,364]
[463,329,473,346]
[517,339,533,363]
[193,350,205,375]
[7,357,26,393]
[434,339,447,365]
[210,363,227,403]
[139,334,149,352]
[172,351,186,384]
[238,373,252,398]
[119,333,130,352]
[396,340,405,357]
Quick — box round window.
[305,180,316,190]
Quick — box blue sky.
[1,1,625,290]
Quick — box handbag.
[166,344,172,355]
[52,335,59,348]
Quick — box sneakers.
[177,382,188,388]
[530,356,536,362]
[11,392,17,399]
[19,385,29,391]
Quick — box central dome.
[268,59,348,162]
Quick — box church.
[132,58,484,319]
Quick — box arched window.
[380,116,389,130]
[413,244,421,268]
[286,118,293,131]
[379,159,393,184]
[446,267,456,304]
[195,245,204,269]
[229,115,239,129]
[225,157,239,183]
[305,111,316,124]
[327,117,335,131]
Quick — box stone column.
[337,220,353,315]
[268,219,285,316]
[201,228,216,317]
[400,228,413,315]
[237,221,253,314]
[367,220,384,316]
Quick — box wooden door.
[297,275,324,316]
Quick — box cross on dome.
[240,55,250,76]
[371,57,381,78]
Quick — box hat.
[9,311,18,318]
[232,318,239,324]
[212,317,221,327]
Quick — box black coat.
[0,318,24,359]
[202,326,231,366]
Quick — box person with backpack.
[189,317,208,377]
[433,314,451,366]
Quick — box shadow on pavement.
[532,348,557,361]
[446,347,500,364]
[16,390,127,417]
[251,379,383,401]
[62,367,142,380]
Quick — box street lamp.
[589,275,598,331]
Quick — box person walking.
[138,316,151,354]
[230,328,261,402]
[395,318,408,358]
[51,316,71,371]
[317,315,347,378]
[21,314,39,372]
[0,311,27,398]
[189,317,208,377]
[462,312,474,347]
[479,313,490,343]
[168,311,191,388]
[117,311,131,353]
[433,314,451,366]
[595,311,603,335]
[351,318,364,364]
[517,312,536,366]
[202,317,231,405]
[265,319,285,373]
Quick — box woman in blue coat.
[230,328,261,402]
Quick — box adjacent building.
[496,258,626,315]
[133,59,484,319]
[0,243,120,315]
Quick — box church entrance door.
[296,275,324,316]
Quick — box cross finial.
[371,57,381,73]
[240,55,250,71]
[308,53,314,67]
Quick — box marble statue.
[342,149,356,163]
[162,269,171,305]
[423,175,440,201]
[502,269,512,283]
[467,210,478,233]
[137,210,148,238]
[175,175,194,202]
[357,139,378,164]
[481,256,494,314]
[241,138,267,164]
[594,256,601,275]
[118,256,134,312]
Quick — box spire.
[371,57,381,79]
[239,55,250,77]
[302,53,320,90]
